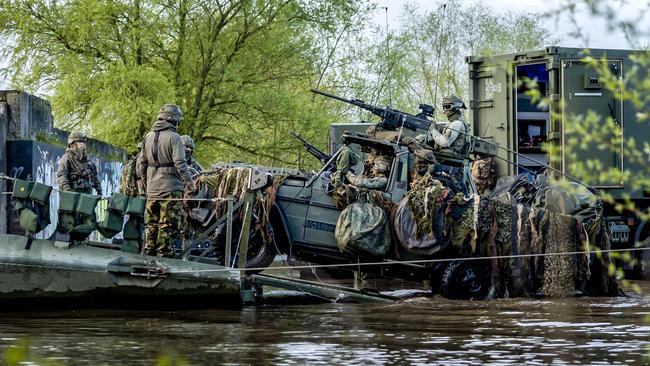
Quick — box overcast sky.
[373,0,650,49]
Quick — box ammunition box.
[122,218,141,240]
[126,197,146,217]
[12,179,33,199]
[108,192,129,214]
[29,182,53,205]
[99,210,125,236]
[58,191,80,213]
[76,193,100,217]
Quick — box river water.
[0,283,648,365]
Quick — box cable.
[168,246,650,275]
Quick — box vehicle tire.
[440,260,492,300]
[213,219,277,274]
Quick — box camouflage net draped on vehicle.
[186,168,287,245]
[335,202,391,257]
[395,172,620,297]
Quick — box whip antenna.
[382,6,392,107]
[433,3,447,111]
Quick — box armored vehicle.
[273,131,477,279]
[466,46,650,275]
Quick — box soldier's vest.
[447,118,470,155]
[67,154,97,192]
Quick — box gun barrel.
[310,88,352,104]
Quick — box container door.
[468,60,514,176]
[561,59,624,188]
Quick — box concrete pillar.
[0,102,7,234]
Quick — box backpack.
[119,154,139,197]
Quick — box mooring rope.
[0,175,234,203]
[168,246,650,274]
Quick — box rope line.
[169,247,650,274]
[1,174,237,203]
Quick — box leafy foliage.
[0,0,372,169]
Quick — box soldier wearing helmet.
[180,135,203,173]
[56,132,103,196]
[345,154,391,190]
[427,95,471,155]
[136,104,195,257]
[55,131,103,236]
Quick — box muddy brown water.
[0,283,648,365]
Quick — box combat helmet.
[157,104,184,123]
[441,95,467,112]
[67,131,87,145]
[180,135,195,149]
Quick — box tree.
[0,0,372,168]
[315,0,554,122]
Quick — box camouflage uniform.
[56,132,103,234]
[119,143,143,197]
[136,104,194,257]
[333,146,360,187]
[346,155,391,190]
[427,95,471,155]
[57,132,103,196]
[180,135,203,173]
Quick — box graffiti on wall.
[8,141,123,241]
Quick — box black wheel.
[213,220,277,274]
[440,260,492,300]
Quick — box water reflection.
[0,288,648,365]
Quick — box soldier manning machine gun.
[311,89,433,132]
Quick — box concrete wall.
[7,141,123,240]
[0,90,126,161]
[0,90,54,140]
[1,89,126,239]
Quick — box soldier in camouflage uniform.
[56,132,103,233]
[427,95,471,155]
[333,145,361,187]
[119,142,144,197]
[180,135,203,174]
[136,104,195,257]
[57,132,103,195]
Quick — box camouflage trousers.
[144,191,183,258]
[334,146,360,187]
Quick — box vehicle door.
[561,59,624,188]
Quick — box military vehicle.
[198,88,621,301]
[466,46,650,276]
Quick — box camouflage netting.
[471,157,497,196]
[185,167,287,245]
[393,173,473,256]
[335,202,391,256]
[393,171,620,298]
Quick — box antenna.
[433,3,447,112]
[382,6,392,107]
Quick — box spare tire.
[213,219,277,273]
[440,260,492,300]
